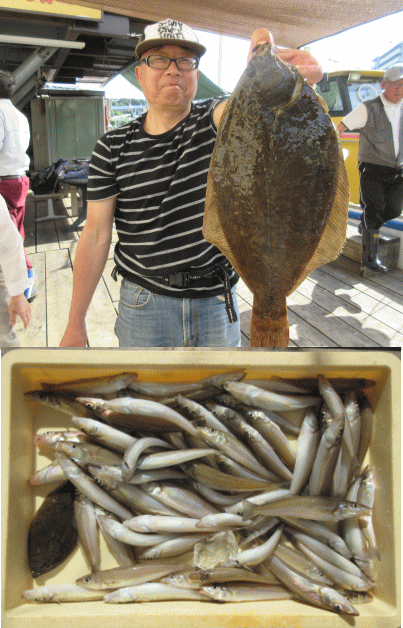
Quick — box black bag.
[30,159,64,195]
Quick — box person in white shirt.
[0,70,37,299]
[337,65,403,272]
[0,194,32,346]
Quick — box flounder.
[203,43,349,347]
[28,481,78,578]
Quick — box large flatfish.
[203,44,349,347]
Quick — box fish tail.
[250,309,289,347]
[242,500,255,521]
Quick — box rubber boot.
[361,229,388,273]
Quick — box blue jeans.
[115,279,241,347]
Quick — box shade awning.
[55,0,401,48]
[120,65,229,100]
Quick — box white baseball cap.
[383,65,403,82]
[136,19,206,59]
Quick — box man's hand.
[59,322,88,347]
[248,28,323,86]
[9,294,31,329]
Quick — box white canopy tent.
[55,0,401,49]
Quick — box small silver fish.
[41,372,138,395]
[127,370,245,397]
[201,582,294,602]
[265,553,359,615]
[22,583,105,603]
[224,381,320,412]
[243,495,371,521]
[76,563,186,590]
[76,396,199,435]
[103,582,209,603]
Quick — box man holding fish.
[60,19,322,348]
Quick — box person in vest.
[337,65,403,272]
[59,19,322,348]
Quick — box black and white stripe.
[87,99,237,298]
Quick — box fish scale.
[203,43,349,347]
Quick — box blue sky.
[104,10,403,98]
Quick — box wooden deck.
[14,191,403,348]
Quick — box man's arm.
[337,122,348,136]
[60,196,116,347]
[213,28,322,128]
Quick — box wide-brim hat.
[383,65,403,82]
[136,19,207,59]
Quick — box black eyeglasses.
[139,55,199,71]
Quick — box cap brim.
[136,38,206,59]
[385,74,403,82]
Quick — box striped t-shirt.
[87,98,238,299]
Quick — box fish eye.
[84,576,91,583]
[334,603,343,612]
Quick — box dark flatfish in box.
[204,44,349,347]
[28,481,78,578]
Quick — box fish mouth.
[251,42,272,57]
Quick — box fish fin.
[316,92,329,113]
[250,305,289,347]
[203,173,246,280]
[288,147,350,294]
[242,500,255,521]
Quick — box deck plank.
[287,289,381,347]
[11,198,403,348]
[35,201,67,253]
[295,276,403,345]
[45,248,74,347]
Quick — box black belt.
[0,175,24,180]
[112,262,238,323]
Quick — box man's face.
[135,45,199,111]
[382,78,403,104]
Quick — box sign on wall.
[0,0,102,20]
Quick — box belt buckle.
[167,271,191,287]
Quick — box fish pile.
[23,370,378,614]
[203,43,350,348]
